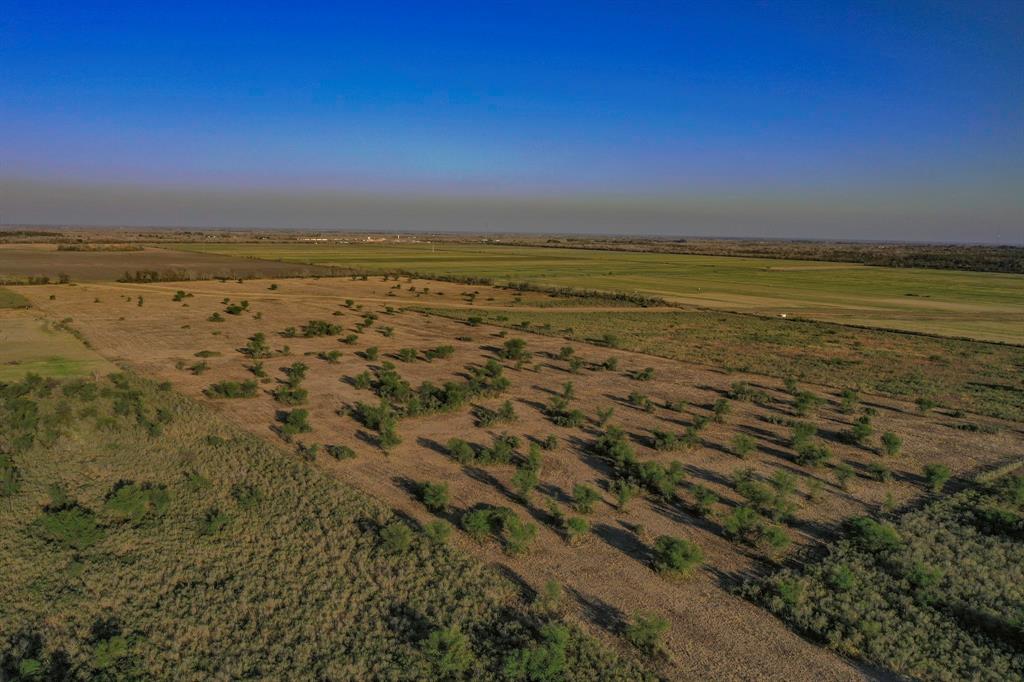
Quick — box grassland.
[744,469,1024,679]
[0,312,115,381]
[0,243,341,283]
[166,242,1024,343]
[413,306,1024,422]
[5,237,1024,679]
[0,372,653,680]
[12,275,1024,679]
[0,287,30,309]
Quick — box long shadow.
[532,384,561,397]
[758,443,799,465]
[415,436,449,457]
[592,521,649,565]
[463,467,517,505]
[745,423,788,444]
[354,429,379,448]
[391,475,421,501]
[491,563,538,602]
[705,563,759,591]
[682,464,734,489]
[702,384,732,399]
[648,495,731,539]
[564,437,619,482]
[785,516,838,544]
[536,482,572,504]
[565,586,628,635]
[519,397,548,414]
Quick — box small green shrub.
[205,379,258,399]
[712,398,731,423]
[199,507,230,535]
[924,463,951,493]
[424,519,452,546]
[422,626,474,676]
[880,431,903,457]
[319,350,342,363]
[511,466,539,499]
[325,444,356,460]
[34,504,104,550]
[732,433,756,458]
[653,535,703,576]
[572,484,601,514]
[848,517,902,553]
[379,521,413,554]
[632,367,655,381]
[565,517,590,545]
[447,438,475,464]
[104,482,170,525]
[625,613,668,654]
[419,481,450,512]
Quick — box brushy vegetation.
[0,373,654,680]
[416,307,1024,421]
[743,472,1024,680]
[351,360,511,428]
[204,379,258,399]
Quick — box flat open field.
[15,276,1024,680]
[1,373,652,680]
[0,309,115,381]
[414,306,1024,422]
[167,242,1024,343]
[0,243,340,283]
[0,287,30,309]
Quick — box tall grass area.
[742,472,1024,680]
[414,307,1024,421]
[0,373,653,680]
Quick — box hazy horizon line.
[1,178,1021,246]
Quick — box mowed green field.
[166,242,1024,343]
[0,312,115,381]
[0,287,30,309]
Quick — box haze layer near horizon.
[2,2,1022,242]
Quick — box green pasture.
[0,313,114,380]
[0,287,30,309]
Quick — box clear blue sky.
[1,1,1022,240]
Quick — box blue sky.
[1,1,1022,239]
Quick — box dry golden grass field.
[13,275,1023,680]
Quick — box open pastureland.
[413,306,1024,422]
[0,243,341,284]
[165,241,1024,343]
[13,274,1023,679]
[0,308,115,381]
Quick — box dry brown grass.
[15,276,1024,680]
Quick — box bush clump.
[419,481,450,513]
[744,477,1024,680]
[652,535,703,577]
[205,379,258,399]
